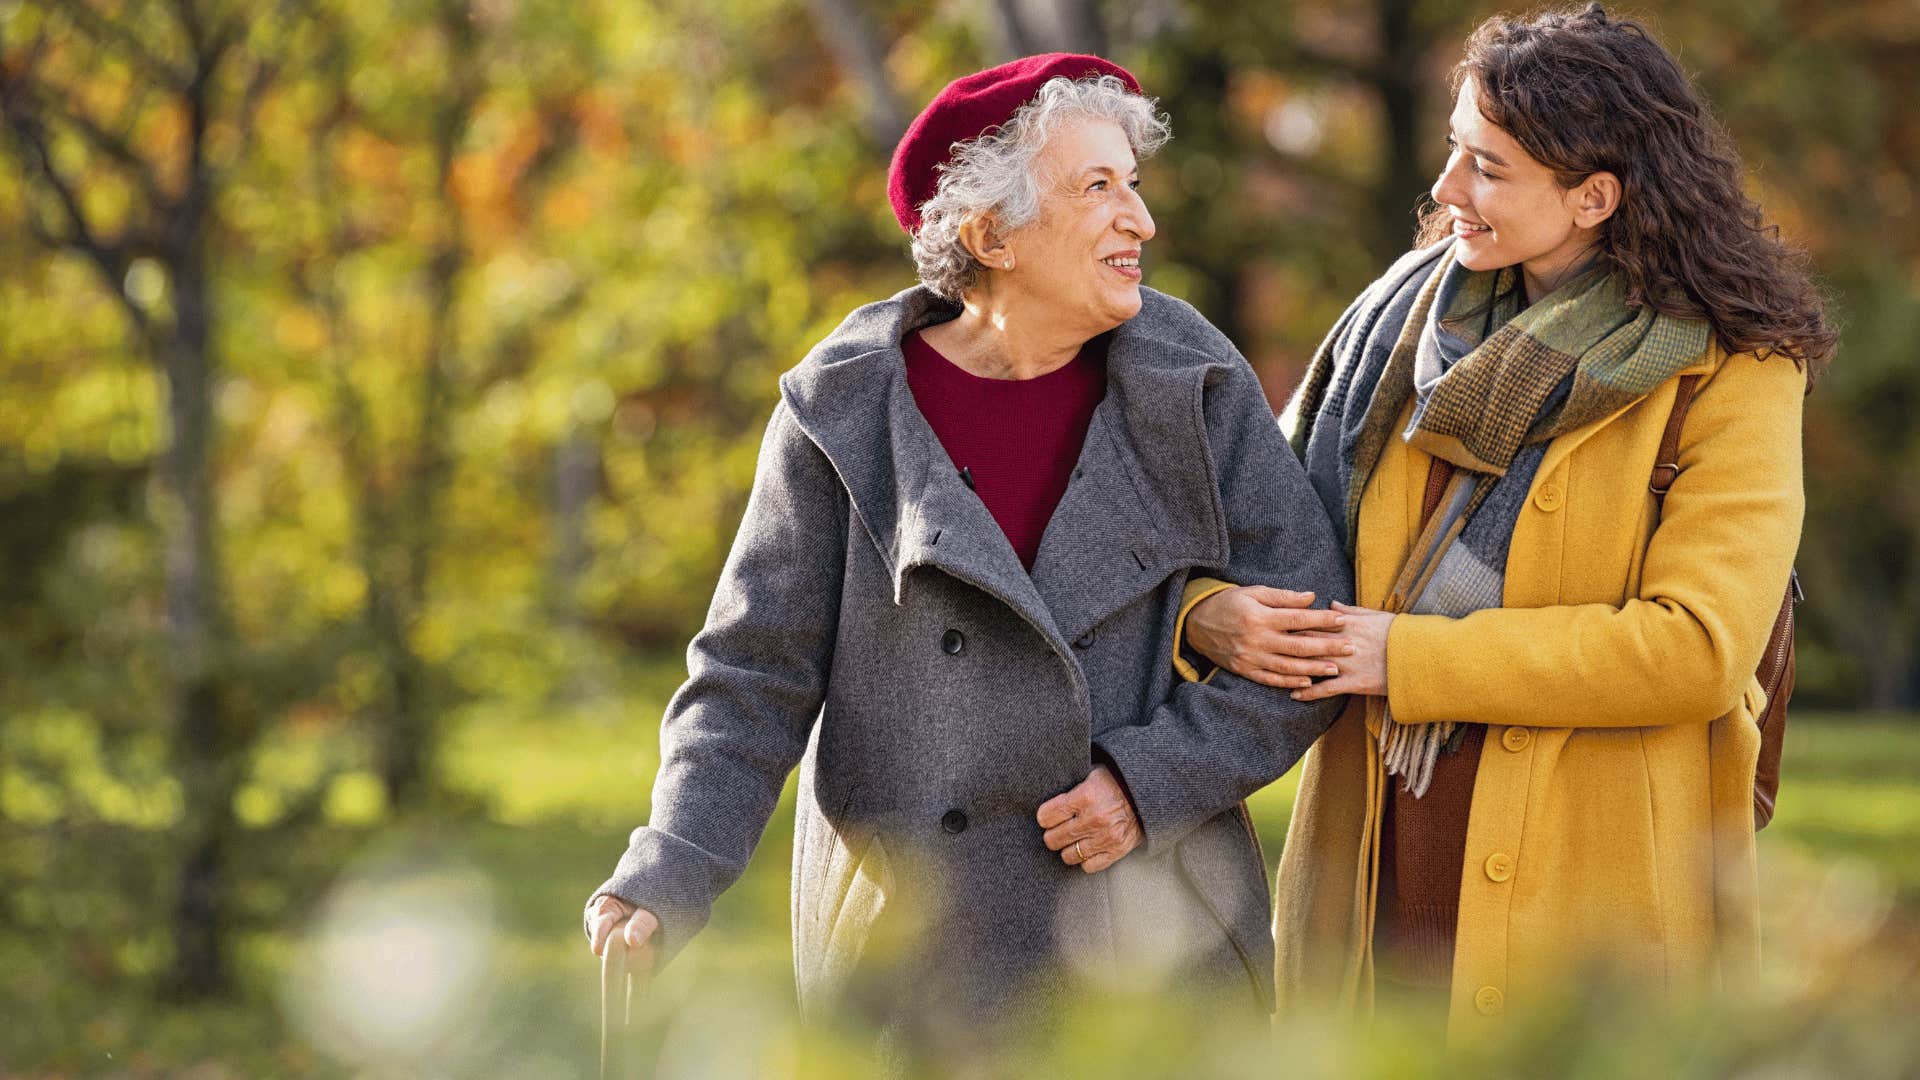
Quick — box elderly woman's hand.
[1037,765,1142,873]
[1186,587,1353,688]
[585,894,660,970]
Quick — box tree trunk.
[161,184,239,998]
[378,3,479,811]
[804,0,908,147]
[988,0,1106,59]
[1374,0,1428,261]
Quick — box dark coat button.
[941,809,968,834]
[941,629,964,655]
[1073,628,1097,649]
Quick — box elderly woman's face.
[1005,118,1155,330]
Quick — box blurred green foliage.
[2,651,1917,1076]
[1,0,1917,1073]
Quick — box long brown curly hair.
[1416,3,1836,377]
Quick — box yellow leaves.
[450,103,555,248]
[134,97,189,195]
[322,772,389,825]
[540,177,597,230]
[2,708,183,828]
[412,608,459,665]
[275,305,330,355]
[318,564,368,621]
[8,364,163,470]
[659,120,713,168]
[122,256,165,309]
[340,127,405,188]
[570,87,629,160]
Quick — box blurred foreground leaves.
[2,650,1917,1075]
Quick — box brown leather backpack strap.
[1649,371,1802,831]
[1650,374,1703,507]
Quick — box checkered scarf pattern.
[1291,240,1709,795]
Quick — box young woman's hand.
[1185,586,1352,689]
[1289,600,1393,701]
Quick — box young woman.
[1178,3,1834,1036]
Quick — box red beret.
[888,53,1141,235]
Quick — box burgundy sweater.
[903,330,1107,570]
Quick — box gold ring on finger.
[1073,838,1086,861]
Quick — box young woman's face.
[1003,118,1156,331]
[1431,77,1600,294]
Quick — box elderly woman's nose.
[1118,188,1155,241]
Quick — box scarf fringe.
[1379,713,1455,798]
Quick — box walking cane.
[600,933,639,1080]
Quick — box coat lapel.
[1028,321,1231,644]
[781,287,1063,650]
[887,370,1066,648]
[781,285,1234,656]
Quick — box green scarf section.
[1395,252,1711,479]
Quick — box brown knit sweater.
[1374,458,1484,989]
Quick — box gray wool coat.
[588,284,1352,1024]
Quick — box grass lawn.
[3,657,1917,1077]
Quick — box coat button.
[1501,727,1531,752]
[941,629,964,655]
[941,809,968,834]
[1474,985,1504,1015]
[1533,482,1563,512]
[1073,627,1097,649]
[1484,852,1515,882]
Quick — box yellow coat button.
[1475,985,1504,1015]
[1485,852,1515,882]
[1534,483,1563,511]
[1501,727,1531,752]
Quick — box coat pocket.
[796,823,893,1019]
[1174,811,1276,1012]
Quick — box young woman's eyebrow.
[1450,128,1511,168]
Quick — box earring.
[1003,259,1013,270]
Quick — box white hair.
[910,74,1171,300]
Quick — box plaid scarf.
[1290,240,1709,795]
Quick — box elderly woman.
[1179,4,1827,1037]
[580,54,1351,1043]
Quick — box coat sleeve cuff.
[1172,577,1236,684]
[1385,612,1457,724]
[1091,726,1184,851]
[582,826,727,971]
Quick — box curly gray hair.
[911,74,1171,300]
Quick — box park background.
[1,0,1915,1075]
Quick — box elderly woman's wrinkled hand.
[1036,764,1142,873]
[585,893,661,971]
[1187,586,1352,688]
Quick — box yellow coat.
[1266,341,1805,1037]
